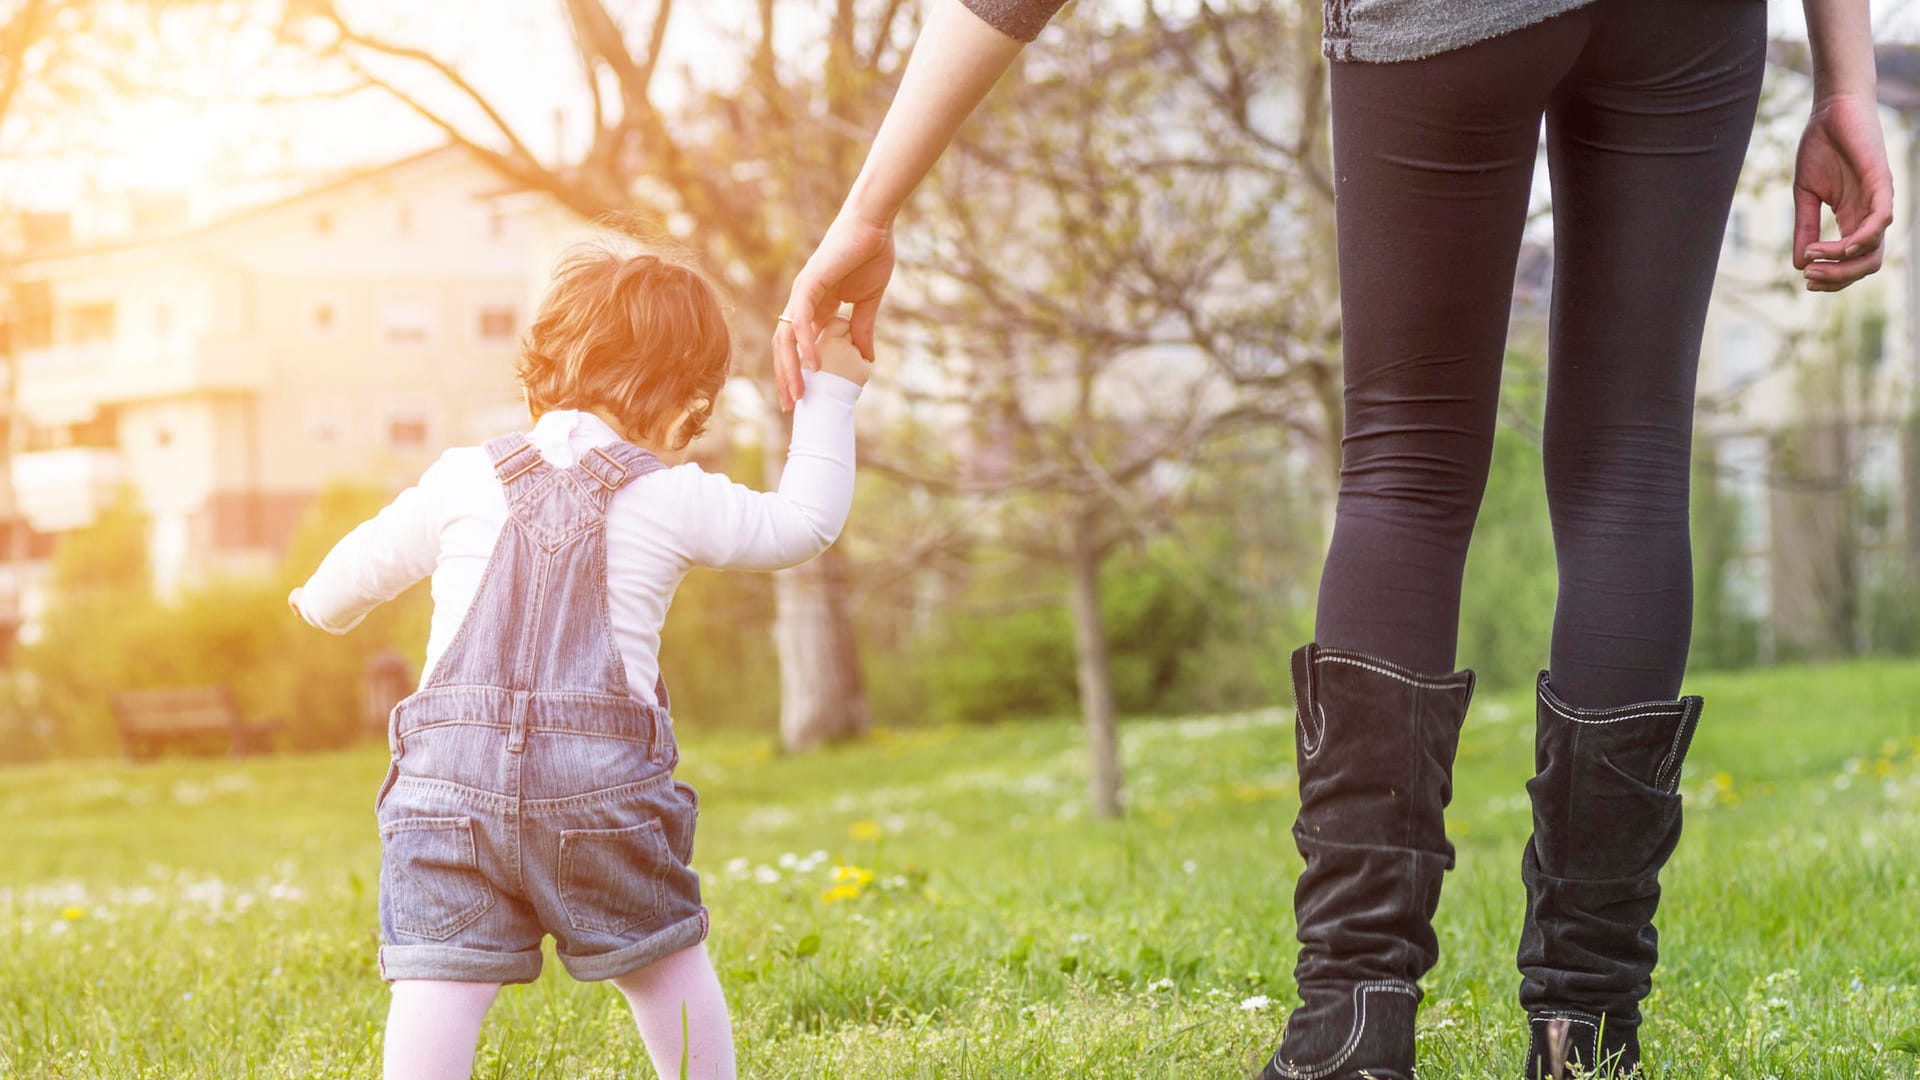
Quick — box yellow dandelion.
[821,883,862,903]
[60,906,85,922]
[1713,772,1733,791]
[849,820,884,841]
[1873,758,1894,777]
[831,864,875,886]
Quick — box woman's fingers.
[1792,185,1823,271]
[1837,189,1894,258]
[1803,245,1884,290]
[772,284,825,411]
[848,296,881,363]
[1800,183,1892,290]
[772,320,799,411]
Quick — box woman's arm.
[1794,0,1893,290]
[772,0,1061,409]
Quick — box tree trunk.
[762,402,871,753]
[773,544,870,752]
[1065,526,1123,819]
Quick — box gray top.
[958,0,1597,62]
[957,0,1069,43]
[1322,0,1596,62]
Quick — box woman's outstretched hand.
[1793,92,1894,292]
[773,215,895,411]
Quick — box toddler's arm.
[681,320,870,571]
[291,453,453,633]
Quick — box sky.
[1,0,1915,219]
[0,0,784,213]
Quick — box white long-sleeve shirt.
[295,370,862,693]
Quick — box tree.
[279,0,932,751]
[0,0,52,143]
[880,3,1333,817]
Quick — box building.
[0,145,538,633]
[1694,43,1919,659]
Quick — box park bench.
[110,686,281,762]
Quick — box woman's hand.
[773,214,893,411]
[1793,92,1894,291]
[771,0,1031,411]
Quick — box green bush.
[12,484,433,759]
[1456,427,1557,691]
[896,544,1272,727]
[657,566,781,731]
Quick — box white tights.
[382,943,736,1080]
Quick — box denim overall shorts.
[373,434,707,984]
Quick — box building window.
[1715,318,1768,391]
[379,296,434,346]
[387,403,436,452]
[310,297,343,337]
[12,280,52,350]
[67,302,116,345]
[477,304,517,342]
[308,398,349,444]
[390,417,430,450]
[1718,435,1771,556]
[1725,207,1748,256]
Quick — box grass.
[2,661,1919,1078]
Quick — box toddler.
[290,242,870,1080]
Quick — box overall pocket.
[558,819,669,936]
[382,816,494,941]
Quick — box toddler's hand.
[813,317,872,388]
[287,588,306,621]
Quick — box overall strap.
[485,434,551,500]
[572,439,671,711]
[574,440,666,492]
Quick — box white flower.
[753,866,781,885]
[1182,860,1198,875]
[776,852,800,870]
[1239,995,1272,1013]
[1147,978,1176,992]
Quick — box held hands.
[812,316,873,388]
[1793,93,1894,291]
[773,213,893,409]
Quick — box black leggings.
[1313,0,1767,707]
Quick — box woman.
[773,2,1893,1077]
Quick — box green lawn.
[3,662,1919,1079]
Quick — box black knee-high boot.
[1261,644,1476,1080]
[1517,675,1704,1078]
